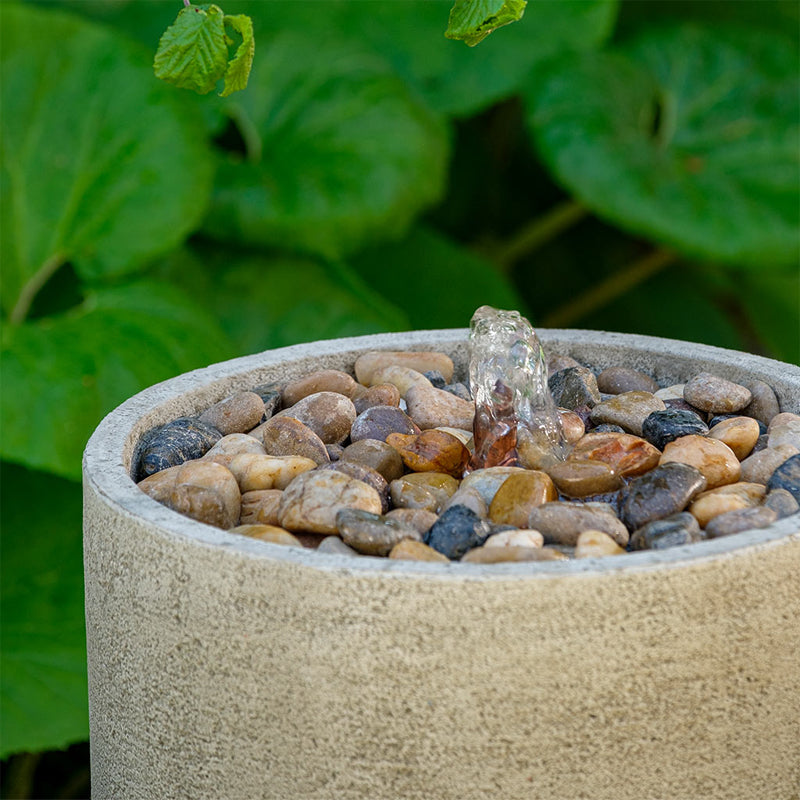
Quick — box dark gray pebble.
[548,367,601,410]
[597,367,658,395]
[663,398,707,421]
[642,409,709,450]
[766,454,800,502]
[630,512,701,551]
[443,382,472,401]
[350,405,421,443]
[425,505,491,560]
[705,507,778,538]
[763,488,800,519]
[423,370,447,389]
[135,417,221,480]
[591,423,626,434]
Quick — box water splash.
[469,305,566,471]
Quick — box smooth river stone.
[260,416,330,465]
[688,482,766,528]
[739,444,799,484]
[574,530,626,558]
[443,486,488,518]
[705,506,778,538]
[317,536,362,557]
[228,524,302,547]
[641,409,709,450]
[425,505,492,560]
[367,365,432,397]
[548,354,582,376]
[619,463,707,531]
[339,439,405,482]
[276,391,357,445]
[741,380,781,426]
[136,417,222,479]
[461,545,567,564]
[216,453,317,493]
[326,445,343,462]
[769,412,800,432]
[249,385,282,419]
[198,391,266,436]
[683,372,752,414]
[597,367,658,395]
[202,433,267,460]
[659,435,740,490]
[767,420,800,451]
[282,369,360,406]
[629,512,702,551]
[559,410,585,444]
[484,529,544,549]
[767,454,800,502]
[389,539,450,562]
[350,405,420,443]
[527,502,629,547]
[546,460,621,498]
[277,470,382,534]
[384,508,439,533]
[336,509,422,556]
[386,430,470,478]
[763,488,800,519]
[138,460,240,529]
[390,472,459,513]
[590,391,666,436]
[239,489,283,526]
[353,383,402,415]
[548,367,602,409]
[459,466,526,505]
[355,350,454,385]
[568,431,661,478]
[318,461,390,513]
[405,384,475,431]
[654,384,686,401]
[488,471,557,527]
[707,416,760,460]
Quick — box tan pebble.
[198,391,265,435]
[353,383,401,414]
[460,466,526,505]
[483,529,544,549]
[276,391,356,445]
[739,443,798,484]
[705,506,778,538]
[317,536,362,556]
[223,453,317,492]
[239,489,283,526]
[559,409,585,444]
[589,391,666,436]
[689,493,751,528]
[659,435,740,489]
[386,429,469,478]
[228,524,302,546]
[768,412,800,433]
[527,502,629,547]
[138,460,240,529]
[596,367,658,395]
[339,438,405,482]
[389,539,450,562]
[367,365,432,397]
[575,530,626,558]
[683,372,751,414]
[282,370,360,406]
[405,384,475,430]
[568,431,661,479]
[708,417,761,460]
[355,350,454,385]
[442,486,488,518]
[742,381,781,426]
[384,507,439,533]
[389,472,459,513]
[654,384,686,401]
[546,460,621,498]
[488,471,557,527]
[202,433,267,459]
[767,420,800,451]
[436,427,474,447]
[461,545,568,563]
[260,416,330,465]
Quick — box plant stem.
[542,247,677,328]
[9,252,65,325]
[494,199,587,271]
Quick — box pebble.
[354,350,454,385]
[548,354,582,376]
[425,505,492,560]
[459,466,526,505]
[629,512,701,550]
[763,488,800,519]
[708,414,766,435]
[460,545,567,563]
[590,391,666,436]
[527,502,629,547]
[705,506,778,538]
[483,529,544,549]
[138,460,240,529]
[388,539,450,562]
[659,435,740,490]
[546,460,621,498]
[336,509,422,556]
[423,370,447,389]
[339,439,405,482]
[768,412,800,432]
[136,417,222,479]
[317,535,362,556]
[239,489,283,526]
[707,416,760,460]
[198,391,265,435]
[443,382,472,401]
[277,470,382,534]
[559,410,585,444]
[218,453,317,493]
[488,471,557,527]
[405,383,475,430]
[683,373,751,414]
[318,461,390,513]
[654,384,686,401]
[384,507,439,533]
[663,398,707,421]
[442,486,488,518]
[574,529,626,558]
[368,365,432,397]
[741,380,781,426]
[276,391,356,445]
[619,463,707,531]
[641,409,709,450]
[350,405,421,443]
[597,367,658,395]
[436,427,474,447]
[767,420,800,451]
[568,431,661,478]
[751,433,770,453]
[592,423,626,434]
[202,433,266,459]
[228,524,302,547]
[326,444,343,461]
[259,416,330,465]
[282,369,360,405]
[548,367,602,409]
[688,482,765,528]
[386,430,470,478]
[389,472,459,513]
[739,444,798,484]
[766,454,800,502]
[250,384,283,419]
[353,383,401,414]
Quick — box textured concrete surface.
[83,330,800,799]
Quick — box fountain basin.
[83,329,800,799]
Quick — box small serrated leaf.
[220,13,254,97]
[446,0,527,46]
[154,3,228,94]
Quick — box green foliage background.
[1,0,798,790]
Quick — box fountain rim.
[83,327,800,581]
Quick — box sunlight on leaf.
[446,0,527,46]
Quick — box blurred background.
[1,0,798,796]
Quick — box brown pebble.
[546,460,621,498]
[276,391,357,444]
[318,461,390,513]
[742,380,781,426]
[260,416,330,465]
[568,431,661,479]
[738,444,798,484]
[228,524,302,547]
[354,350,454,385]
[589,391,666,436]
[353,383,401,414]
[239,489,283,526]
[198,391,265,435]
[350,405,421,443]
[384,507,439,533]
[223,453,318,492]
[339,438,405,482]
[282,370,360,406]
[597,367,658,395]
[660,435,740,490]
[405,384,475,430]
[689,482,765,528]
[559,409,585,444]
[683,373,752,414]
[527,502,629,547]
[389,539,450,562]
[389,472,459,513]
[548,355,582,376]
[386,429,470,478]
[707,416,760,460]
[488,471,557,527]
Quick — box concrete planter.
[83,329,800,800]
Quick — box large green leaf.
[350,226,529,329]
[0,463,87,757]
[526,25,800,268]
[0,4,213,320]
[153,245,411,354]
[202,28,449,258]
[445,0,527,47]
[0,282,233,481]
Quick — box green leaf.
[154,3,228,94]
[0,4,214,318]
[204,30,449,259]
[350,226,529,329]
[0,282,233,481]
[152,244,411,353]
[526,25,800,268]
[220,13,255,97]
[0,463,87,757]
[446,0,527,46]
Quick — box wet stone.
[350,405,421,443]
[228,524,302,547]
[527,502,629,547]
[339,439,405,483]
[136,417,222,479]
[683,373,751,414]
[575,530,626,558]
[336,509,422,556]
[443,383,472,402]
[741,380,781,426]
[260,416,330,465]
[282,369,360,406]
[568,432,661,479]
[592,423,625,434]
[740,444,798,484]
[707,416,761,460]
[354,350,454,385]
[548,354,582,376]
[688,482,766,528]
[276,391,356,445]
[559,410,585,444]
[317,535,362,557]
[384,507,439,534]
[590,391,666,437]
[620,462,707,531]
[423,370,448,389]
[353,383,401,415]
[318,461,390,513]
[662,399,707,421]
[488,471,557,527]
[547,460,621,498]
[198,391,266,436]
[239,489,283,526]
[629,512,701,550]
[460,467,526,506]
[389,539,450,562]
[425,505,492,560]
[705,506,778,538]
[642,409,709,451]
[767,454,800,502]
[764,488,800,519]
[405,384,475,431]
[596,367,658,395]
[386,430,470,478]
[548,367,602,410]
[390,472,459,514]
[369,366,432,397]
[660,435,740,490]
